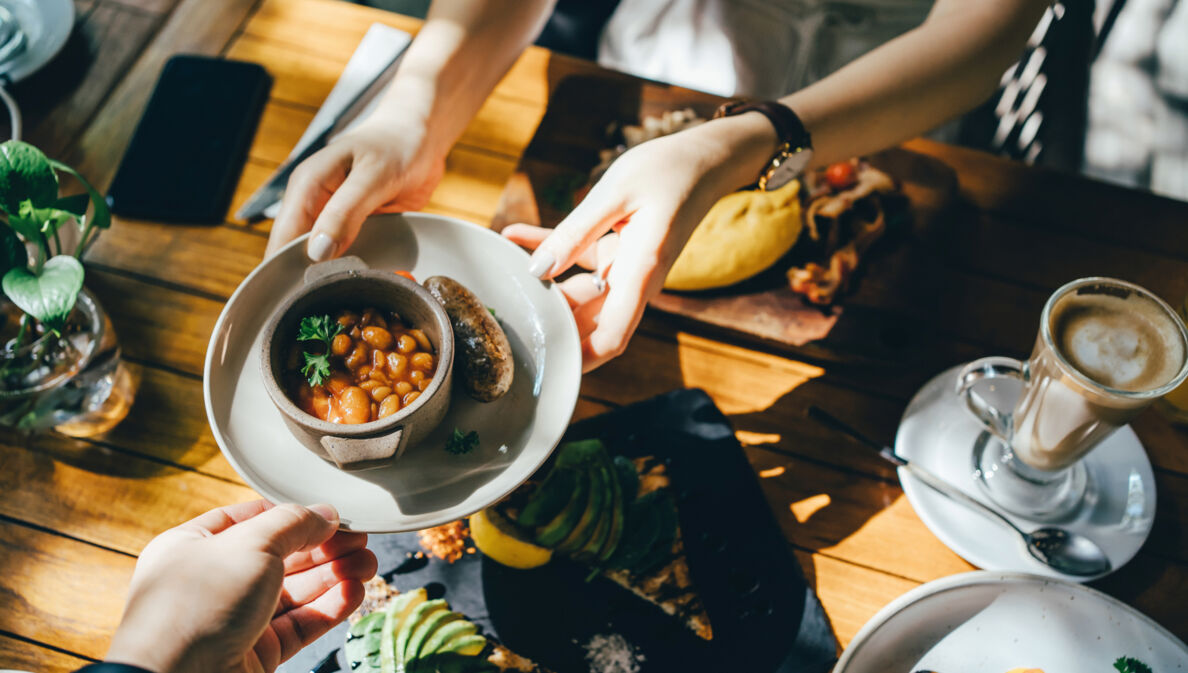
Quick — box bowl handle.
[320,428,405,471]
[304,255,369,285]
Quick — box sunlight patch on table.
[676,332,824,414]
[737,430,782,447]
[758,465,786,478]
[790,493,831,523]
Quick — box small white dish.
[0,0,73,82]
[835,571,1188,673]
[895,365,1154,581]
[203,214,582,532]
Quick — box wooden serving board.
[492,73,959,360]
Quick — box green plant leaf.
[0,225,27,278]
[51,193,90,217]
[2,255,84,332]
[0,141,58,213]
[48,159,109,230]
[18,200,74,237]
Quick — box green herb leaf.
[0,141,58,213]
[0,225,26,278]
[488,307,496,318]
[18,200,74,237]
[301,351,332,387]
[1,255,84,333]
[298,314,343,348]
[47,159,110,230]
[445,428,480,455]
[1114,657,1153,673]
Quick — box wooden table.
[5,0,1188,669]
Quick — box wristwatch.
[713,100,813,191]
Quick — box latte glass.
[957,278,1188,520]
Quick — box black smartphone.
[107,55,271,222]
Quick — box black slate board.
[282,389,837,673]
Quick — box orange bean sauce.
[287,307,436,424]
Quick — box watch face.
[766,147,813,190]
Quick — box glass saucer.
[894,364,1155,581]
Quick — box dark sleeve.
[73,664,157,673]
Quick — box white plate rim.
[4,0,74,83]
[202,213,582,531]
[833,570,1188,672]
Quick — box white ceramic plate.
[204,214,582,532]
[0,0,73,82]
[895,365,1154,581]
[836,571,1188,673]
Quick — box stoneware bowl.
[260,256,454,471]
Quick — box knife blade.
[236,27,411,222]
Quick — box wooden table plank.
[0,433,255,555]
[0,521,131,660]
[905,139,1188,261]
[16,0,163,158]
[0,634,92,673]
[64,0,263,190]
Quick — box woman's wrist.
[692,112,783,193]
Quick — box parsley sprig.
[297,314,344,386]
[445,428,480,455]
[1114,657,1153,673]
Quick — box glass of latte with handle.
[957,277,1188,520]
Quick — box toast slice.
[490,444,713,641]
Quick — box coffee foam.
[1049,289,1185,392]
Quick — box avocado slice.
[380,588,426,673]
[631,491,679,575]
[535,469,589,547]
[422,619,477,656]
[612,455,639,504]
[554,439,606,469]
[576,455,620,562]
[604,491,664,571]
[396,599,448,669]
[407,609,461,664]
[517,467,578,527]
[596,456,636,563]
[555,461,609,554]
[345,611,386,673]
[438,633,488,656]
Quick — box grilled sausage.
[423,276,514,402]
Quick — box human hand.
[266,120,445,261]
[105,500,377,673]
[502,114,776,371]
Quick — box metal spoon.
[807,406,1112,577]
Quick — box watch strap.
[712,100,812,151]
[74,664,157,673]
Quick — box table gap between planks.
[3,0,1188,667]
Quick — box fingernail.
[309,503,339,524]
[528,250,555,279]
[307,233,337,262]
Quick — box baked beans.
[288,307,436,424]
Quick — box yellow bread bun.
[664,179,802,291]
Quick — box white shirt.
[597,0,934,99]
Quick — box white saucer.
[0,0,73,83]
[895,365,1155,581]
[203,214,582,532]
[835,570,1188,672]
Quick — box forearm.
[368,0,556,158]
[782,0,1048,167]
